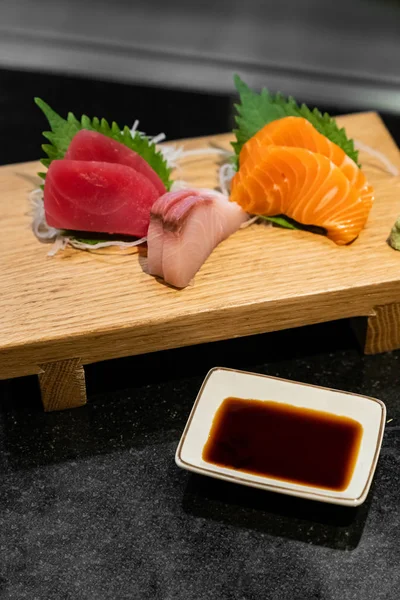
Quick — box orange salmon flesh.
[230,117,374,245]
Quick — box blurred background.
[0,0,399,165]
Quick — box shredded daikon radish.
[240,215,261,228]
[170,179,191,191]
[47,236,70,256]
[354,139,399,176]
[173,147,232,159]
[150,133,166,145]
[219,162,236,196]
[130,120,140,136]
[159,144,185,168]
[29,188,61,241]
[159,145,232,171]
[69,237,146,251]
[129,120,166,147]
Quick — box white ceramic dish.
[175,367,386,506]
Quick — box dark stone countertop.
[0,321,399,600]
[1,68,400,600]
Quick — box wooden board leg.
[351,303,400,355]
[38,358,87,412]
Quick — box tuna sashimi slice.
[65,129,166,196]
[44,160,160,238]
[147,189,248,288]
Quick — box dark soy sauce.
[202,397,363,491]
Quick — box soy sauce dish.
[175,368,386,506]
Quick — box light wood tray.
[1,112,400,411]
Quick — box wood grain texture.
[364,303,400,355]
[38,358,87,411]
[1,112,400,382]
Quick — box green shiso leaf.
[232,75,359,166]
[34,97,172,191]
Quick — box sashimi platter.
[2,74,400,410]
[32,76,399,281]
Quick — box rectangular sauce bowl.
[175,367,386,506]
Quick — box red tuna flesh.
[65,129,166,196]
[44,160,160,238]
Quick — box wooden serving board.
[1,112,400,411]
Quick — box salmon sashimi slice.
[230,146,373,245]
[65,129,166,196]
[44,159,160,238]
[147,189,248,288]
[239,116,370,195]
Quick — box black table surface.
[0,69,399,600]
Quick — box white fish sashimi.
[147,190,194,279]
[146,217,164,277]
[147,189,248,288]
